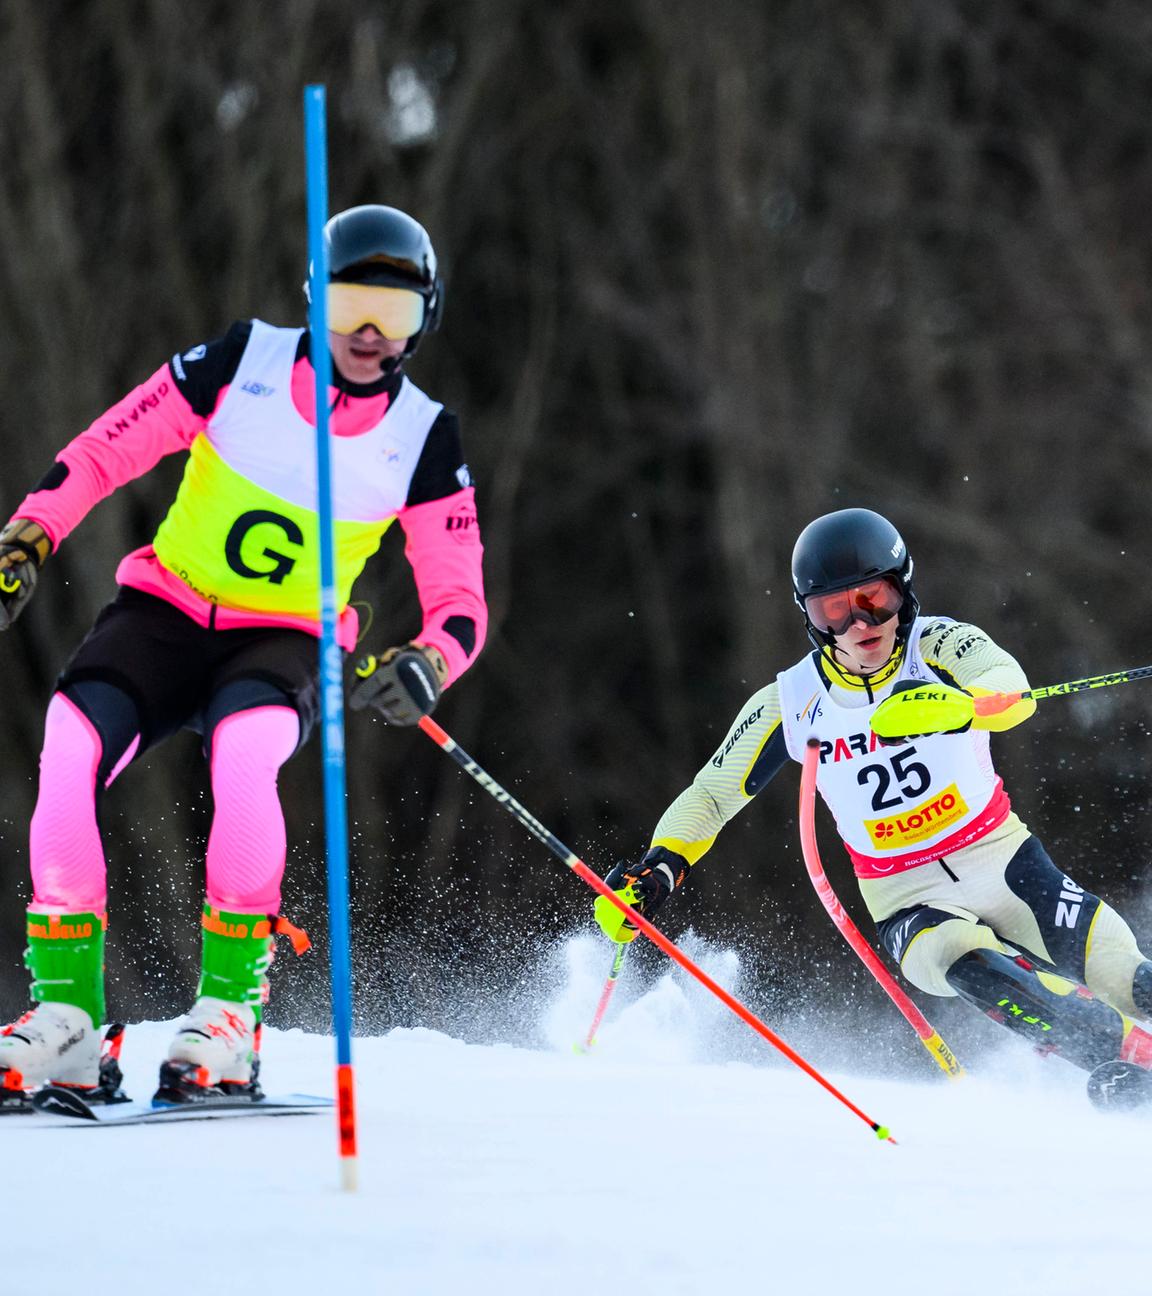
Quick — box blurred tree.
[2,0,1151,1029]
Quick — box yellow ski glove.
[0,518,50,631]
[871,680,974,744]
[593,851,686,943]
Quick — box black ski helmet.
[317,204,444,369]
[791,508,919,651]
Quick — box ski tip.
[31,1087,100,1120]
[1087,1059,1152,1114]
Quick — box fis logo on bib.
[796,691,822,725]
[866,784,968,848]
[241,381,275,397]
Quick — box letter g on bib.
[224,510,305,585]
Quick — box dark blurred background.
[2,0,1152,1057]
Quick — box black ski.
[31,1085,333,1125]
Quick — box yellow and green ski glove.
[871,679,974,745]
[594,850,687,942]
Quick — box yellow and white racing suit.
[646,617,1148,1016]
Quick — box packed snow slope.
[7,935,1149,1295]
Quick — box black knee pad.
[876,904,979,966]
[201,677,302,756]
[59,679,141,786]
[1132,961,1152,1019]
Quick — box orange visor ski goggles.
[327,283,425,340]
[804,578,904,637]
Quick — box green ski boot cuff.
[197,905,274,1020]
[24,910,106,1030]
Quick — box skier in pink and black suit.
[0,205,486,1104]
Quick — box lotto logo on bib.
[865,784,968,849]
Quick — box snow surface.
[7,934,1150,1296]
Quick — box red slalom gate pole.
[799,740,964,1080]
[578,943,628,1052]
[418,715,897,1143]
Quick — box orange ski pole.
[972,662,1152,718]
[419,715,897,1143]
[799,740,964,1080]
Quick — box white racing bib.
[778,618,1009,876]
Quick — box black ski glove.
[349,643,448,726]
[593,848,688,943]
[0,518,51,631]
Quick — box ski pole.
[973,663,1152,717]
[418,715,897,1143]
[305,84,358,1193]
[577,943,628,1052]
[800,740,964,1080]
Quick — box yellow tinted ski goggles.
[327,282,425,340]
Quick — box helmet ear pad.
[396,276,443,363]
[423,276,445,335]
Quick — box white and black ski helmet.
[791,508,919,650]
[315,204,444,367]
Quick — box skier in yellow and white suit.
[596,508,1152,1110]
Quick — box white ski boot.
[160,997,260,1100]
[0,1003,100,1093]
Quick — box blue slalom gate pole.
[304,84,358,1191]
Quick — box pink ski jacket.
[16,321,486,685]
